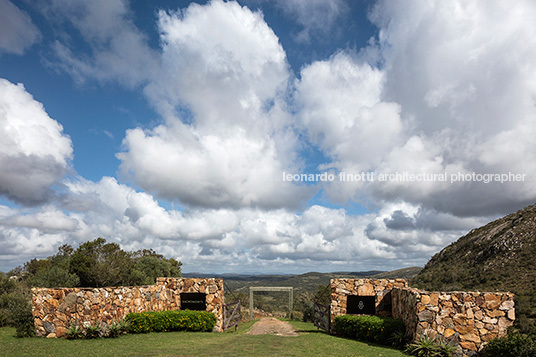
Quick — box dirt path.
[245,317,299,337]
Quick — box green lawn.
[0,320,408,356]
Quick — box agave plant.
[388,328,410,348]
[435,336,458,356]
[65,323,83,340]
[107,318,129,338]
[118,318,130,334]
[84,321,102,339]
[405,333,455,357]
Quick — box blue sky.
[1,0,535,274]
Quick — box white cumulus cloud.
[0,79,73,205]
[119,0,313,209]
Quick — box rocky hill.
[412,203,536,331]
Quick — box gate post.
[289,288,293,317]
[249,288,254,320]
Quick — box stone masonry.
[330,278,408,326]
[330,278,515,357]
[392,287,514,357]
[32,277,224,337]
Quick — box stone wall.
[32,277,224,337]
[330,279,515,356]
[392,287,515,356]
[330,278,408,329]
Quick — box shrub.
[0,278,28,328]
[125,310,216,334]
[405,333,456,357]
[0,311,8,327]
[290,311,304,321]
[480,330,536,357]
[84,322,102,339]
[65,323,83,340]
[0,274,34,335]
[6,293,35,338]
[334,315,405,346]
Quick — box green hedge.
[480,330,536,357]
[125,310,216,333]
[334,315,405,345]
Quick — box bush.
[6,293,35,338]
[405,333,457,357]
[125,310,216,334]
[334,315,405,346]
[0,311,8,327]
[290,311,304,321]
[0,273,29,328]
[480,330,536,357]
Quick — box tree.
[26,266,79,288]
[314,284,331,305]
[69,238,135,287]
[135,255,181,285]
[24,244,79,288]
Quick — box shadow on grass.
[295,328,328,334]
[329,333,406,353]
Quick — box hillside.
[368,267,423,280]
[412,203,536,331]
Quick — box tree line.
[9,237,182,288]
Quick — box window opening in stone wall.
[347,295,375,315]
[180,292,206,311]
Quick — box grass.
[0,320,408,356]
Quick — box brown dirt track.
[245,317,299,336]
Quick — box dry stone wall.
[330,278,408,327]
[392,287,515,357]
[330,279,514,357]
[32,277,224,337]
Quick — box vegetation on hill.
[412,203,536,332]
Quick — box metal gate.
[313,301,330,332]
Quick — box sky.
[1,0,536,274]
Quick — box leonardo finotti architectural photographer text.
[282,171,527,184]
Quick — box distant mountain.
[412,203,536,331]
